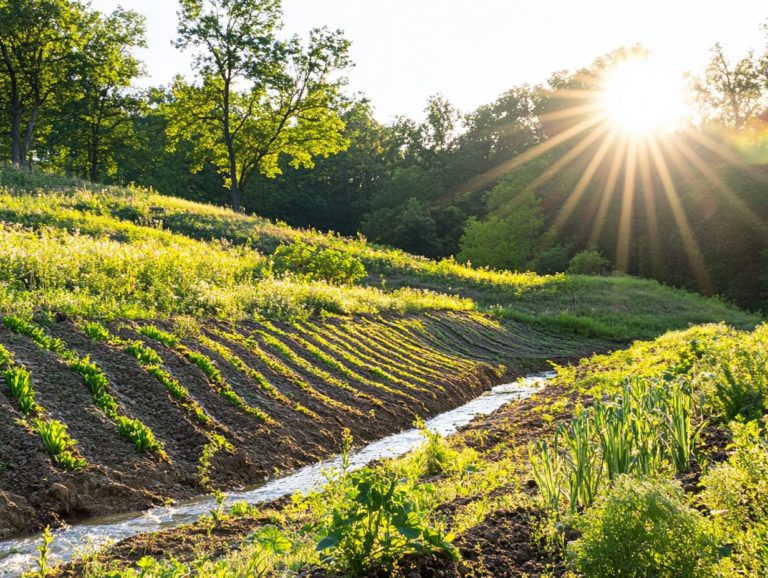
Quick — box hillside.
[0,168,760,541]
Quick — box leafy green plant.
[700,420,768,533]
[700,326,768,421]
[272,241,367,286]
[559,411,603,513]
[34,526,54,578]
[664,380,704,473]
[530,440,565,514]
[4,366,37,415]
[69,356,118,416]
[137,325,179,348]
[116,417,163,455]
[34,419,86,470]
[569,476,718,578]
[414,418,473,476]
[126,341,163,366]
[316,467,456,576]
[567,250,611,275]
[82,321,110,342]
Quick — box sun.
[601,57,688,137]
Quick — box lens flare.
[601,57,688,137]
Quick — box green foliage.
[272,242,367,286]
[4,366,37,416]
[414,418,471,476]
[697,324,768,421]
[115,417,163,454]
[567,250,611,275]
[569,476,719,578]
[531,379,703,515]
[69,356,119,417]
[3,316,68,356]
[29,526,54,578]
[457,190,543,270]
[82,321,110,342]
[186,350,223,384]
[534,244,571,275]
[197,432,233,490]
[700,420,768,534]
[34,419,86,471]
[125,341,163,366]
[316,467,456,576]
[137,325,179,348]
[170,0,351,209]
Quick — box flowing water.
[0,372,552,576]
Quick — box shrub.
[534,244,570,275]
[697,325,768,421]
[316,467,456,576]
[272,242,366,286]
[567,250,611,275]
[569,476,718,578]
[700,420,768,533]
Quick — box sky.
[89,0,767,123]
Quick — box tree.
[0,0,86,167]
[457,189,543,270]
[691,43,767,129]
[45,7,146,181]
[169,0,352,211]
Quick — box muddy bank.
[0,311,600,540]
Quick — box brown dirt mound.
[0,311,600,540]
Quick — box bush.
[569,476,718,578]
[534,244,570,275]
[272,242,366,286]
[700,420,768,532]
[567,250,611,275]
[697,324,768,421]
[316,467,456,576]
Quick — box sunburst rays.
[456,55,766,294]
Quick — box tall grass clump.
[530,378,702,515]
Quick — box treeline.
[1,1,767,310]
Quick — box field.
[0,168,763,577]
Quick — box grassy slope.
[0,167,758,340]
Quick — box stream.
[0,372,552,576]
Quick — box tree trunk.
[229,172,240,212]
[21,104,39,170]
[89,123,99,182]
[10,105,22,167]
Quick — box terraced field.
[0,310,598,539]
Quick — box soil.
[0,311,601,540]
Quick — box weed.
[34,419,86,470]
[4,366,37,415]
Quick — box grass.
[0,166,758,342]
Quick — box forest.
[2,1,767,312]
